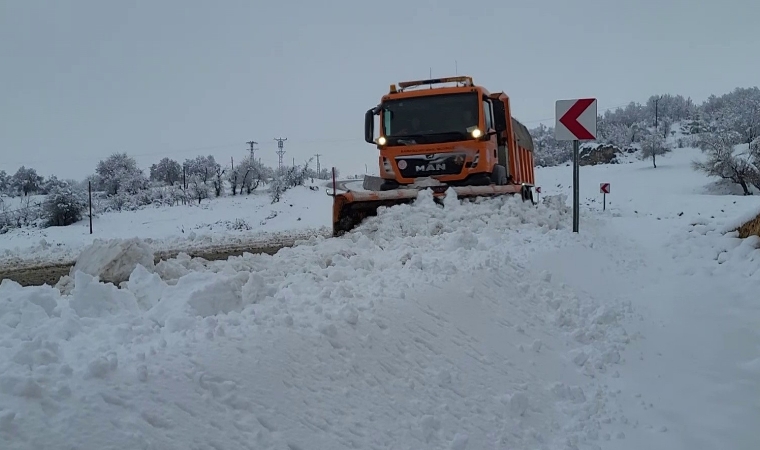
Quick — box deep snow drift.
[0,192,639,449]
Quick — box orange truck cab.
[364,76,535,191]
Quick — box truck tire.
[491,165,507,185]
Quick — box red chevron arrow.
[559,98,595,140]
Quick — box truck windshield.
[381,92,479,145]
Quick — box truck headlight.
[377,136,387,145]
[471,129,482,138]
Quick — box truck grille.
[395,153,466,178]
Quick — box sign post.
[600,182,610,211]
[554,98,598,233]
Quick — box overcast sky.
[1,0,757,180]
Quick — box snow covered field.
[0,183,334,269]
[1,147,759,449]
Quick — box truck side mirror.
[364,108,375,143]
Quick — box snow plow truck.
[330,76,536,236]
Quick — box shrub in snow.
[107,190,136,212]
[43,182,87,227]
[268,160,315,203]
[268,171,288,203]
[0,195,44,231]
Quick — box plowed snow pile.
[0,191,634,449]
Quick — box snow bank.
[0,184,332,269]
[68,238,155,285]
[664,204,760,279]
[719,205,760,235]
[0,191,634,449]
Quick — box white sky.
[1,0,758,180]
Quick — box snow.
[68,238,156,285]
[1,145,760,449]
[0,183,334,269]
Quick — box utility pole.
[274,137,287,169]
[654,96,661,128]
[246,140,258,161]
[314,153,322,176]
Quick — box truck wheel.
[491,165,507,185]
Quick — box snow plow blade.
[331,184,527,236]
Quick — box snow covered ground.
[0,183,334,269]
[1,146,759,449]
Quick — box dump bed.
[511,117,534,152]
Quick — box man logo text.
[416,163,445,172]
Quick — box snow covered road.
[531,215,760,450]
[1,193,640,449]
[1,147,759,449]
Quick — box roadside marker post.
[600,182,610,211]
[555,98,598,233]
[535,186,541,203]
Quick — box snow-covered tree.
[183,155,220,185]
[748,138,760,191]
[267,159,314,203]
[40,175,69,195]
[639,128,672,168]
[149,157,182,186]
[10,166,44,196]
[229,156,270,195]
[268,170,288,203]
[289,157,314,187]
[212,166,226,197]
[81,174,99,191]
[188,175,210,204]
[0,170,9,195]
[599,122,631,149]
[601,102,649,128]
[730,87,760,144]
[645,94,697,123]
[692,129,757,195]
[530,124,572,167]
[43,181,87,227]
[95,153,147,195]
[702,87,760,145]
